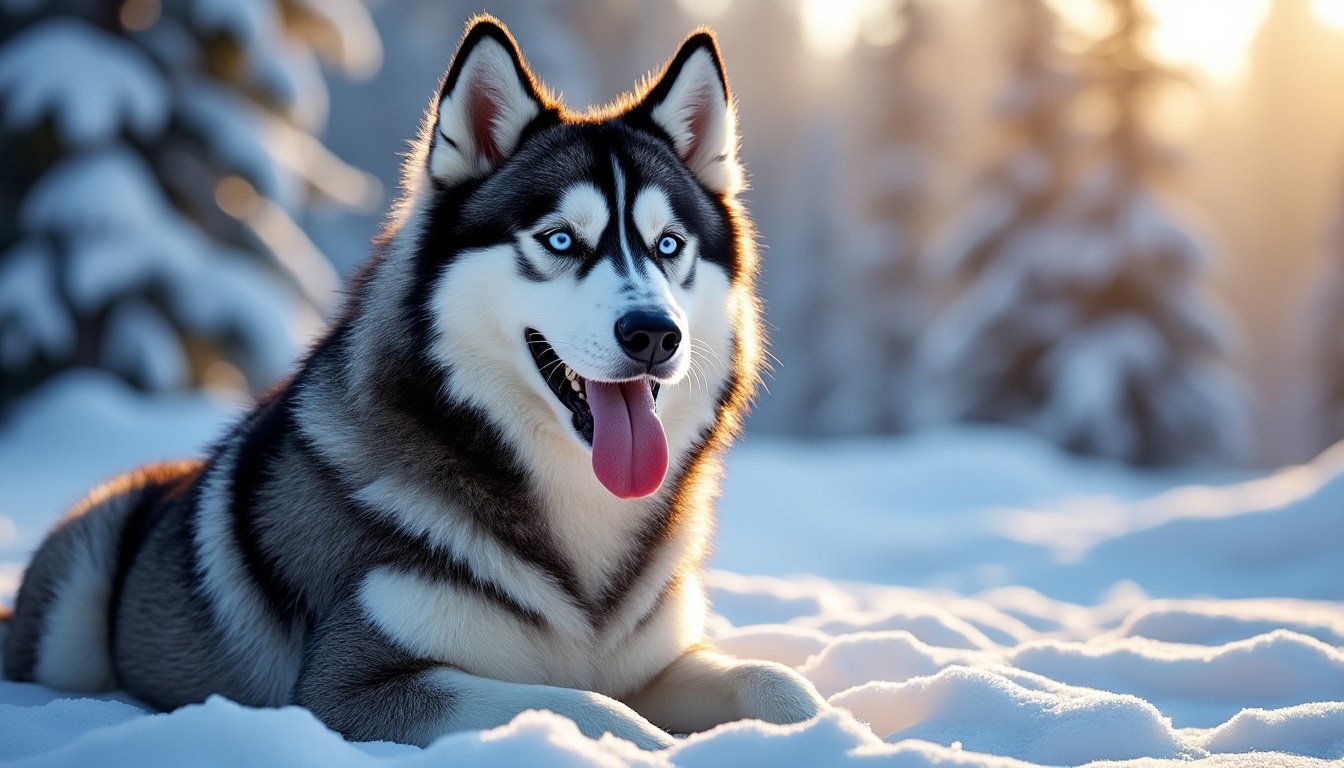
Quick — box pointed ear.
[429,18,546,185]
[628,31,741,194]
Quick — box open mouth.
[526,329,668,499]
[526,330,662,444]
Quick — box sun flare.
[1144,0,1270,82]
[799,0,901,58]
[1048,0,1269,83]
[1314,0,1344,29]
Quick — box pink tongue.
[587,380,668,499]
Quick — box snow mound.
[1010,630,1344,727]
[1203,702,1344,759]
[1,696,146,762]
[801,630,972,697]
[832,666,1187,765]
[1111,599,1344,647]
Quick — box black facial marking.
[681,260,698,290]
[513,244,547,282]
[420,121,737,293]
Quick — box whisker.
[539,358,569,388]
[687,357,707,393]
[689,339,723,365]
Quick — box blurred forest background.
[3,0,1344,469]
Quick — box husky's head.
[381,18,760,501]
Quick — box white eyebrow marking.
[632,187,675,245]
[547,183,608,248]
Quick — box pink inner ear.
[680,83,716,164]
[467,80,503,166]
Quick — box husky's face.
[409,22,754,500]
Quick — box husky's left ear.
[628,32,741,194]
[429,18,546,185]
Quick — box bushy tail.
[3,463,195,690]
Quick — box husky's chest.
[354,473,703,696]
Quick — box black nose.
[615,311,681,368]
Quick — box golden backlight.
[1049,0,1269,83]
[1144,0,1270,82]
[799,0,902,58]
[1314,0,1344,28]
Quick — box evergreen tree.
[0,0,379,410]
[1316,178,1344,448]
[817,0,934,434]
[776,112,856,436]
[766,0,936,437]
[914,0,1248,465]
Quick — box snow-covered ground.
[1,372,1341,766]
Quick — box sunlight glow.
[1049,0,1269,83]
[1314,0,1344,29]
[800,0,899,58]
[676,0,733,19]
[1144,0,1270,82]
[801,0,862,58]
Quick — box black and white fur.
[2,18,824,749]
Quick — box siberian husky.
[2,17,825,749]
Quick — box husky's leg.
[624,646,826,733]
[293,606,675,750]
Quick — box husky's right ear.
[428,18,546,185]
[625,31,741,195]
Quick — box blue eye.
[657,234,683,256]
[545,230,574,253]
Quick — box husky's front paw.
[728,660,826,725]
[567,690,678,750]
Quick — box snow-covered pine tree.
[772,112,856,436]
[762,0,936,437]
[1315,178,1344,449]
[912,0,1083,435]
[0,0,380,410]
[914,0,1248,465]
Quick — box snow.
[1203,703,1344,757]
[0,18,169,146]
[0,372,241,558]
[101,301,188,391]
[1,376,1341,766]
[834,666,1188,764]
[289,0,384,79]
[177,83,290,204]
[0,240,74,367]
[16,147,312,387]
[0,0,380,404]
[189,0,332,129]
